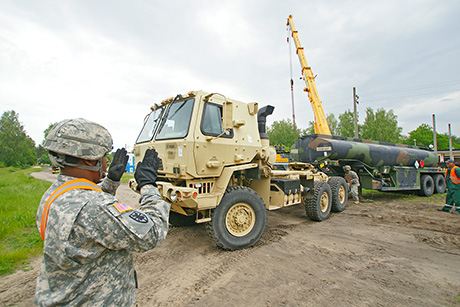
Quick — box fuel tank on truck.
[291,134,438,168]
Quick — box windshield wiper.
[169,99,188,120]
[157,94,182,132]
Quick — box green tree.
[337,110,356,137]
[404,123,460,149]
[442,133,460,150]
[306,113,338,135]
[37,145,49,164]
[267,119,306,150]
[360,107,402,143]
[0,110,36,167]
[327,113,338,135]
[453,135,460,147]
[405,123,433,146]
[305,120,315,135]
[37,122,57,165]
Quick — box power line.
[360,80,460,96]
[360,88,460,103]
[324,83,460,107]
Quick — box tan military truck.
[130,90,348,250]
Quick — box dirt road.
[1,169,459,306]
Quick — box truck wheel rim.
[226,203,256,237]
[320,192,329,212]
[338,186,346,204]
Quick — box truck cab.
[132,90,347,250]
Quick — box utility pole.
[432,114,437,155]
[448,124,453,160]
[353,87,359,138]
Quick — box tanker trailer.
[290,134,446,197]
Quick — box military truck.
[130,91,348,250]
[291,134,446,197]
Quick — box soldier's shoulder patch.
[113,203,133,213]
[102,201,153,239]
[129,211,149,223]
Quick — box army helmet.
[343,165,352,171]
[44,118,113,162]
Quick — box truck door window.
[156,98,194,140]
[136,106,165,143]
[201,102,233,138]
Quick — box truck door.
[194,100,235,177]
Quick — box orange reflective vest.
[446,166,460,185]
[40,178,103,240]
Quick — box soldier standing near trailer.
[35,118,170,306]
[344,165,360,204]
[438,159,460,214]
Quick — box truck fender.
[214,163,259,205]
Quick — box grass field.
[121,172,134,183]
[0,167,51,275]
[361,188,446,203]
[0,168,134,276]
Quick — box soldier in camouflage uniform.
[35,118,170,306]
[344,165,360,204]
[438,159,460,214]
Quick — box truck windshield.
[136,106,165,143]
[156,98,194,140]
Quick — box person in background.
[35,118,170,306]
[438,159,460,214]
[344,165,360,204]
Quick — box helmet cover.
[44,118,113,160]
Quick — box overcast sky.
[1,0,459,151]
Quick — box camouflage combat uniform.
[35,174,170,306]
[345,170,360,202]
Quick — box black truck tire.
[328,177,348,212]
[304,181,332,221]
[206,186,267,251]
[419,174,434,197]
[433,174,446,194]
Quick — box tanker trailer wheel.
[206,186,267,251]
[419,174,434,197]
[433,174,446,194]
[304,181,332,221]
[328,177,348,212]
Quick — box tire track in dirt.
[343,202,460,253]
[135,218,305,306]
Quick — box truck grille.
[189,181,214,194]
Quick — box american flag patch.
[113,203,133,213]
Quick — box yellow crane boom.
[287,15,331,135]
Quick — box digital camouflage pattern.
[35,175,170,306]
[344,169,360,201]
[44,118,113,160]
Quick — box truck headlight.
[168,189,178,202]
